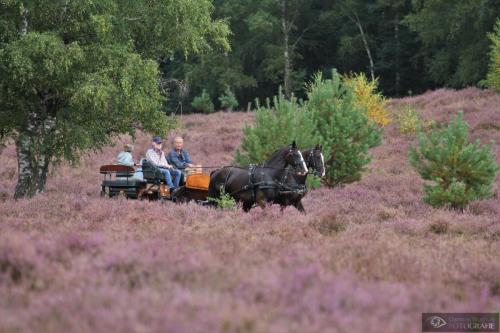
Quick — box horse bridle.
[285,148,307,174]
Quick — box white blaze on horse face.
[298,151,308,174]
[320,153,325,177]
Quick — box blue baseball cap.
[152,136,163,144]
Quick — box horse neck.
[263,148,289,169]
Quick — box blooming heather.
[0,89,499,333]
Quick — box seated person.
[146,136,181,189]
[116,144,143,180]
[168,136,202,174]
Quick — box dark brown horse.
[274,145,325,213]
[208,142,308,212]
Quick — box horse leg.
[294,200,306,214]
[243,201,253,212]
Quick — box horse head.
[284,141,308,175]
[303,144,325,178]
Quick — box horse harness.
[222,164,307,202]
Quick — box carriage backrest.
[100,165,135,175]
[186,173,210,190]
[141,160,166,182]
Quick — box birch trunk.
[14,112,38,199]
[394,12,401,96]
[282,0,292,99]
[353,13,375,82]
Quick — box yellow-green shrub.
[396,105,435,135]
[343,73,391,126]
[397,105,419,135]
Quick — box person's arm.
[159,152,173,169]
[184,151,193,166]
[169,151,187,169]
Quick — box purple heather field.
[0,88,499,333]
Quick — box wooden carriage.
[100,162,210,203]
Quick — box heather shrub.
[218,87,238,111]
[306,71,382,187]
[343,72,391,126]
[484,19,500,91]
[235,91,317,165]
[191,89,215,113]
[310,213,346,236]
[208,188,237,210]
[409,112,499,210]
[429,220,449,234]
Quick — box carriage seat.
[100,165,146,198]
[141,160,167,183]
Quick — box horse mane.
[263,145,292,168]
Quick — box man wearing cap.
[146,136,181,190]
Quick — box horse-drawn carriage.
[100,142,325,212]
[100,161,211,202]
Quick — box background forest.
[163,0,500,112]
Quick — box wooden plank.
[99,165,135,174]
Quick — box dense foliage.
[218,88,239,111]
[409,113,499,209]
[164,0,500,112]
[235,92,317,165]
[0,0,229,198]
[191,89,215,114]
[485,19,500,91]
[343,72,391,126]
[306,71,382,187]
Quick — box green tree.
[235,91,317,165]
[405,0,500,87]
[409,113,499,210]
[191,89,215,114]
[306,70,381,187]
[0,0,229,198]
[485,18,500,91]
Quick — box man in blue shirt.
[168,136,200,173]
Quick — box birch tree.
[0,0,229,198]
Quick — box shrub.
[396,105,420,135]
[235,91,317,165]
[305,70,382,187]
[484,19,500,91]
[208,188,237,210]
[218,88,238,111]
[409,112,499,210]
[343,73,391,126]
[396,105,435,135]
[191,89,215,113]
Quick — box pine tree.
[409,113,499,210]
[485,19,500,91]
[235,91,317,165]
[305,70,381,187]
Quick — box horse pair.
[208,142,325,213]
